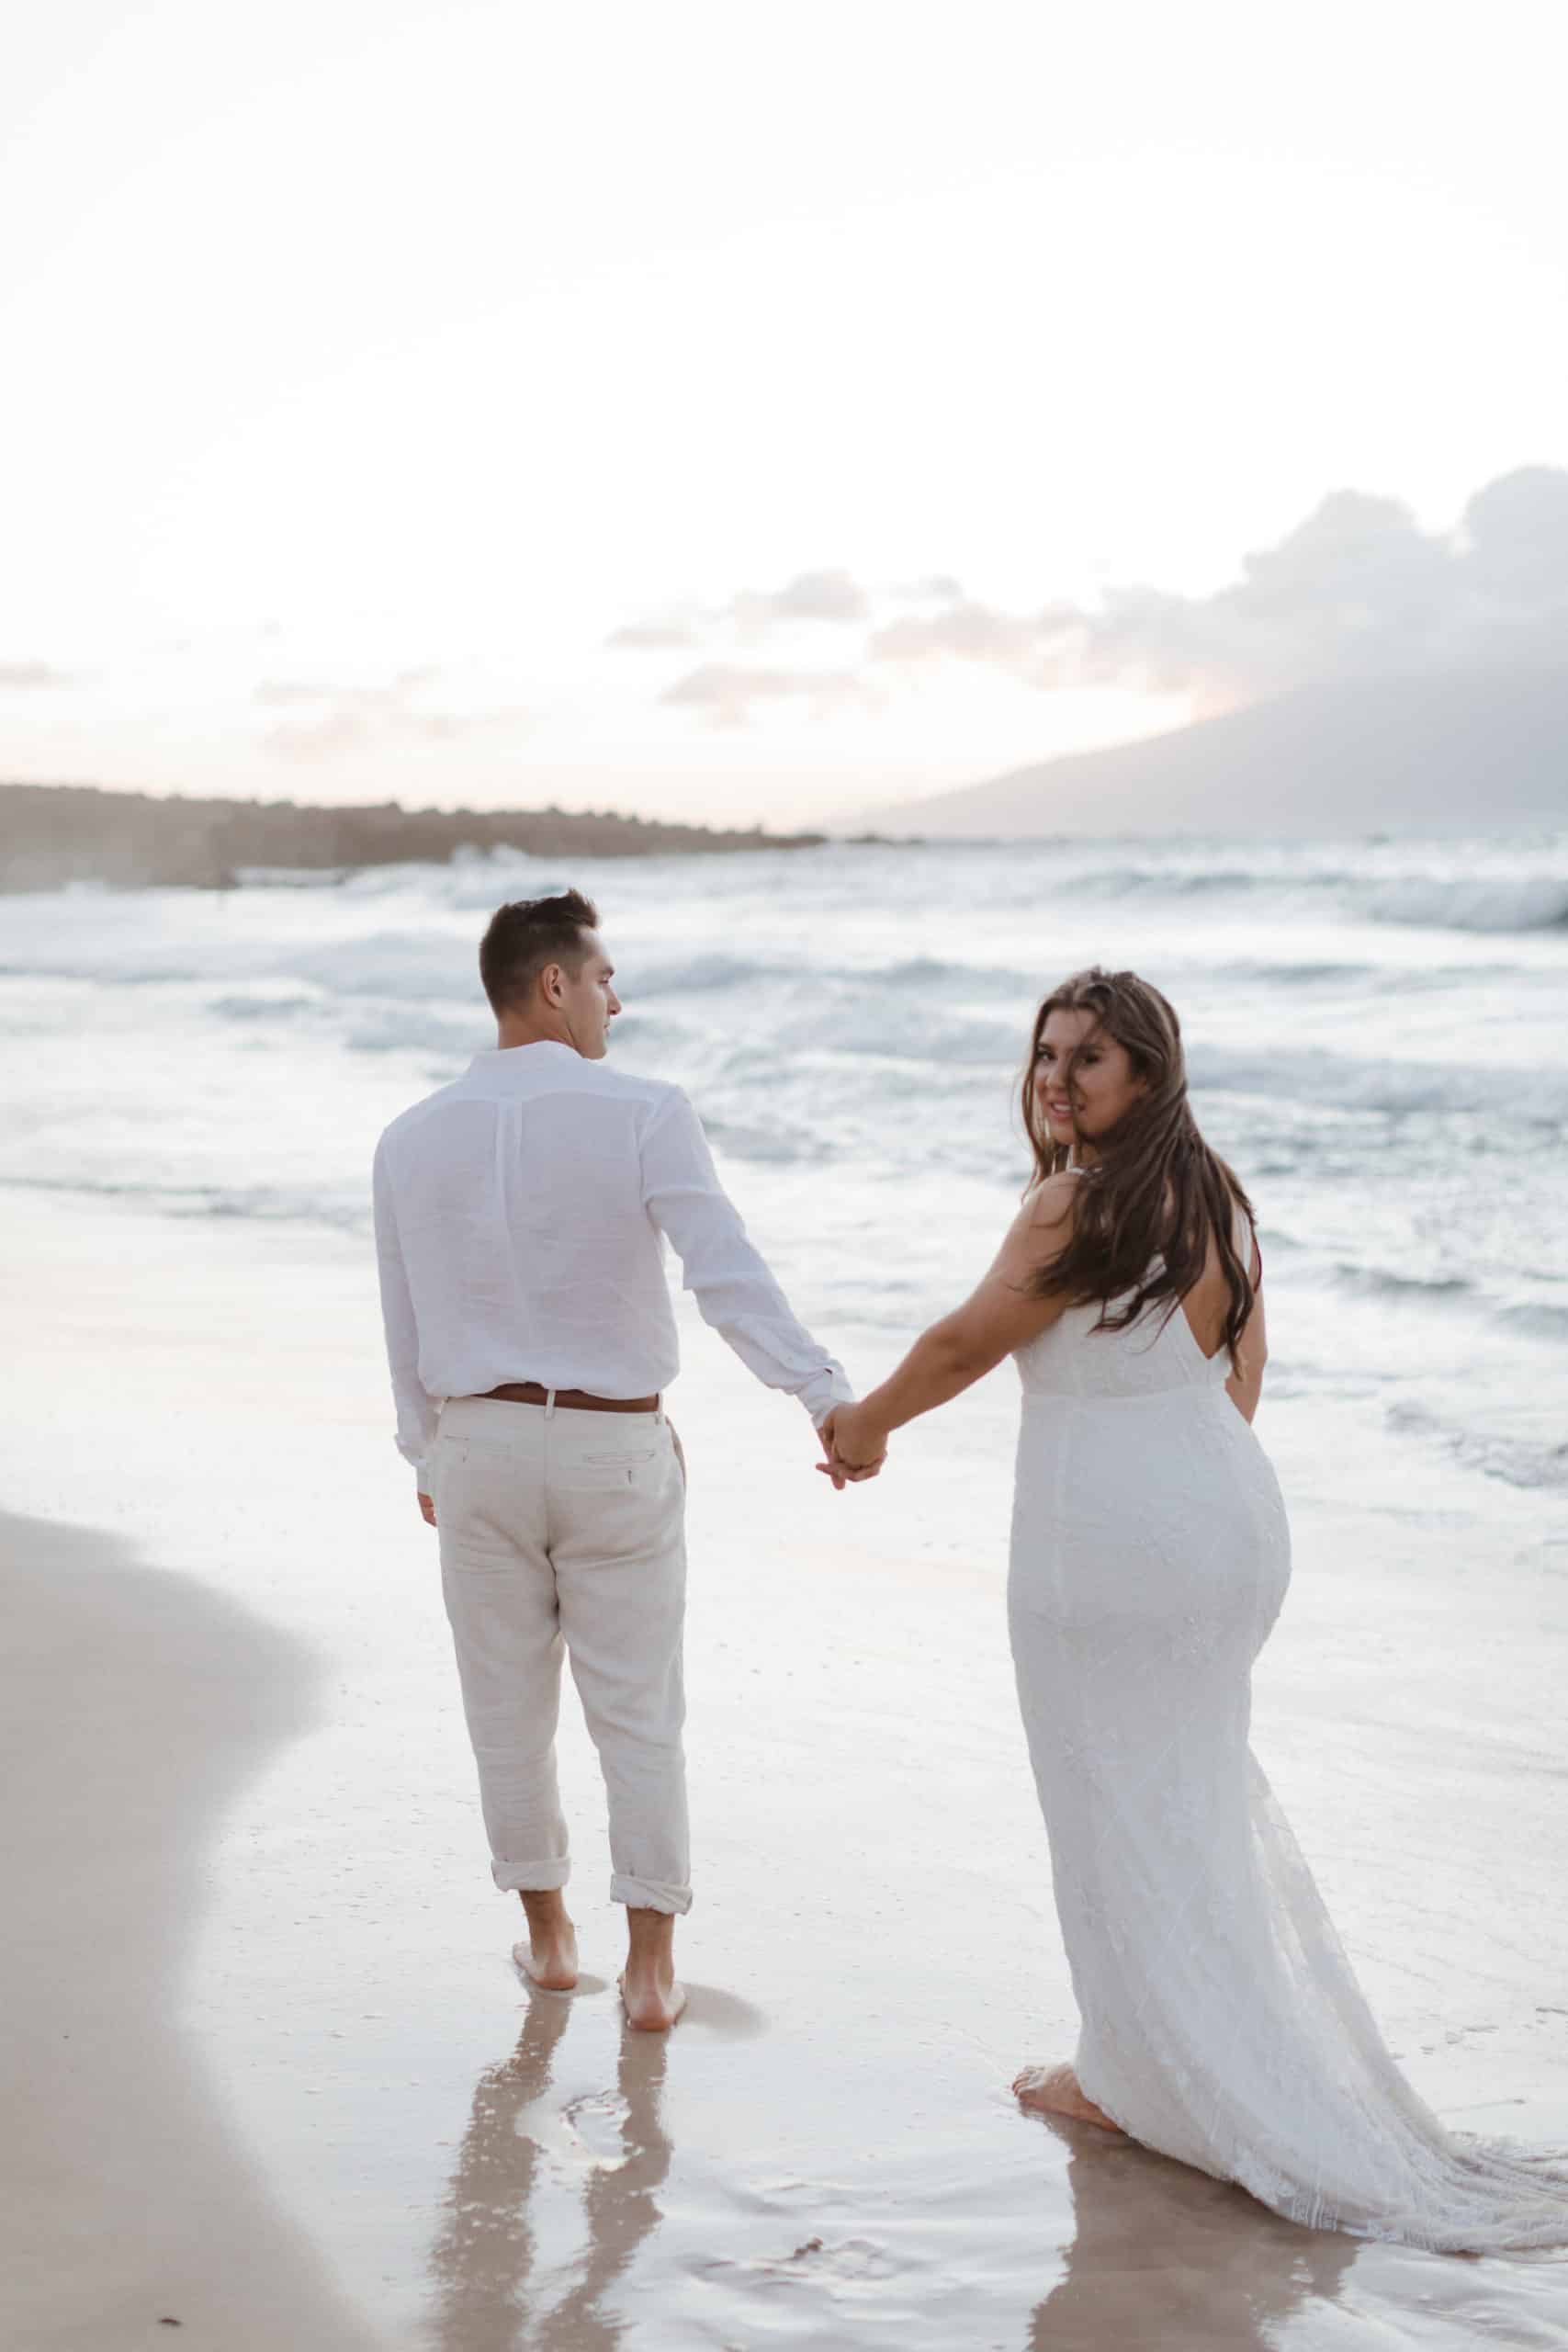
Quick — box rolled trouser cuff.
[611,1871,692,1915]
[491,1855,571,1894]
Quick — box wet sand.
[0,1509,385,2351]
[3,1190,1567,2348]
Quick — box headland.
[0,781,828,889]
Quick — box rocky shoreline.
[0,783,829,890]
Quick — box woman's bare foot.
[1012,2062,1122,2131]
[514,1889,578,1991]
[620,1905,685,2031]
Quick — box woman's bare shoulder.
[1020,1170,1084,1233]
[991,1170,1082,1294]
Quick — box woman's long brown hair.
[1021,967,1257,1364]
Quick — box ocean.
[4,830,1564,1503]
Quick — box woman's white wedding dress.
[1008,1242,1568,2251]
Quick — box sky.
[2,0,1565,829]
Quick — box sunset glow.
[4,1,1565,825]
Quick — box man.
[372,890,856,2030]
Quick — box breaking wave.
[1386,1400,1568,1492]
[1361,876,1568,933]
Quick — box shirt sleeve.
[372,1138,440,1487]
[638,1089,853,1426]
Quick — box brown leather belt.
[474,1382,660,1414]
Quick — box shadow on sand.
[0,1507,384,2350]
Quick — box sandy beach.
[1,1505,389,2352]
[3,1186,1567,2348]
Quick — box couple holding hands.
[375,890,1568,2253]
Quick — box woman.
[824,967,1568,2251]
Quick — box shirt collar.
[467,1040,585,1078]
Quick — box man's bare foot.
[514,1889,578,1992]
[1012,2062,1122,2131]
[618,1968,686,2031]
[620,1905,684,2031]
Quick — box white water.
[3,831,1564,1503]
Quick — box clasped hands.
[817,1401,888,1490]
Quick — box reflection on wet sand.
[428,1989,671,2352]
[1025,2114,1359,2350]
[427,2002,1367,2352]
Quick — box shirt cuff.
[413,1460,431,1493]
[799,1366,855,1429]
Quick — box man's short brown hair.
[479,890,600,1015]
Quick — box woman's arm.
[1224,1228,1268,1423]
[1224,1283,1268,1423]
[825,1175,1079,1472]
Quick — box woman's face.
[1032,1006,1147,1150]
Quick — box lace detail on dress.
[1006,1259,1568,2251]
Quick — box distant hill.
[889,671,1568,836]
[0,784,826,890]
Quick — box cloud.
[730,568,870,628]
[891,574,964,605]
[620,466,1568,729]
[1057,468,1568,702]
[1067,491,1455,699]
[1458,466,1568,653]
[256,670,526,760]
[606,616,704,650]
[265,707,375,760]
[0,660,88,689]
[868,598,1080,681]
[855,494,1515,703]
[608,568,870,654]
[255,667,444,710]
[660,662,879,729]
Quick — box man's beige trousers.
[431,1394,691,1913]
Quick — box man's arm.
[639,1088,852,1425]
[372,1141,440,1498]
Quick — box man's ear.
[539,960,566,1007]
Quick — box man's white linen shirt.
[373,1042,852,1486]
